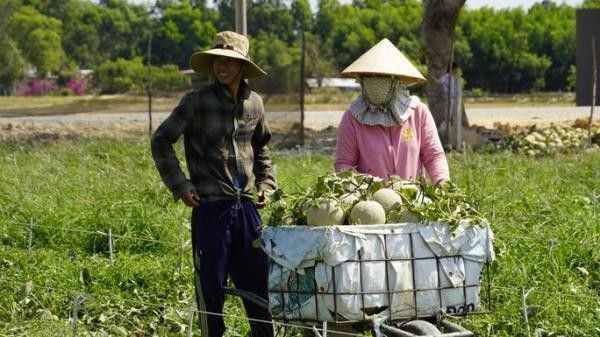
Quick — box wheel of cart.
[258,223,495,337]
[224,277,489,337]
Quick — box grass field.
[0,135,598,337]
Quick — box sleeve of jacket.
[419,103,450,185]
[335,110,360,172]
[150,93,196,200]
[251,99,277,193]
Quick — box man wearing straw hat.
[335,38,449,186]
[151,31,276,337]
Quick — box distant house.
[306,77,360,91]
[79,69,94,77]
[180,69,195,75]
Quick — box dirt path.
[1,106,597,153]
[1,105,596,129]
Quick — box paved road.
[1,106,598,130]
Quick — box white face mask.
[361,76,395,105]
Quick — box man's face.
[212,56,243,86]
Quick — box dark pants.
[191,199,273,337]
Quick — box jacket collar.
[214,80,251,102]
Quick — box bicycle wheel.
[399,320,442,336]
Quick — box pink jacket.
[334,102,450,185]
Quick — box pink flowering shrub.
[15,77,89,96]
[65,78,88,96]
[16,79,59,96]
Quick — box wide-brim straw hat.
[340,38,426,86]
[189,31,266,78]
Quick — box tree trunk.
[421,0,465,129]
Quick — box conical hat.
[340,38,426,86]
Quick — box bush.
[57,88,73,96]
[95,58,189,94]
[95,58,146,94]
[152,64,190,91]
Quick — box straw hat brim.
[189,49,266,78]
[340,38,426,87]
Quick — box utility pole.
[235,0,247,35]
[589,36,597,148]
[300,23,306,146]
[446,43,453,149]
[146,3,158,136]
[147,30,153,136]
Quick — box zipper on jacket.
[231,102,246,190]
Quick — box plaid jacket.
[151,81,277,202]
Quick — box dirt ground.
[0,119,340,155]
[1,105,597,154]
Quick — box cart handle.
[223,287,269,310]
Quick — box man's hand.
[255,190,270,209]
[181,189,200,208]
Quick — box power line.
[4,220,599,249]
[5,222,182,246]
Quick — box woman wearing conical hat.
[335,38,449,185]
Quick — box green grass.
[0,136,598,336]
[0,95,132,114]
[0,95,178,116]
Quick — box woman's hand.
[436,180,449,188]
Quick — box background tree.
[0,0,596,96]
[250,32,301,99]
[8,6,65,77]
[582,0,600,8]
[152,0,216,68]
[96,0,150,61]
[314,0,340,43]
[0,0,23,93]
[526,2,575,91]
[327,5,377,69]
[460,8,551,93]
[324,1,423,73]
[49,0,103,68]
[214,0,235,31]
[248,0,296,44]
[292,0,313,32]
[304,34,337,83]
[421,0,465,127]
[291,0,312,94]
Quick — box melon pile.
[265,170,483,231]
[494,124,600,156]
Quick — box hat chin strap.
[361,77,399,106]
[234,63,245,82]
